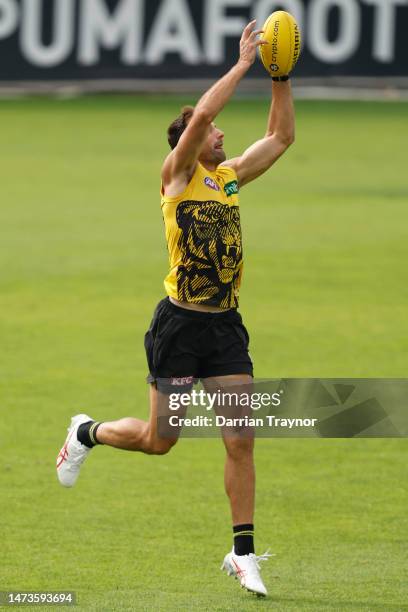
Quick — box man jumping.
[56,20,295,598]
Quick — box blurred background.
[1,1,407,610]
[0,0,407,98]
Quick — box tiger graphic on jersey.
[175,200,242,308]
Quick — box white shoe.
[221,548,273,596]
[56,414,94,487]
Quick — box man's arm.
[223,80,295,188]
[162,21,265,190]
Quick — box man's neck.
[199,159,218,173]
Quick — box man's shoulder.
[161,156,200,198]
[216,162,239,183]
[161,152,173,181]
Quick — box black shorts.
[144,297,253,391]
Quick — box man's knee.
[224,436,254,460]
[146,437,178,455]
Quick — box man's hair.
[167,105,195,150]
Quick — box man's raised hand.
[239,20,267,67]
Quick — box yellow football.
[259,11,301,77]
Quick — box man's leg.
[56,384,180,487]
[222,434,255,524]
[95,384,178,455]
[204,374,269,596]
[203,374,255,530]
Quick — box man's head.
[167,106,226,165]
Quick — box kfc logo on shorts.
[171,376,194,385]
[204,177,220,191]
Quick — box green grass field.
[1,96,407,611]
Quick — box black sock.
[77,421,103,448]
[233,523,255,556]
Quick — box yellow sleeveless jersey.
[161,162,243,309]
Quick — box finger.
[248,29,264,43]
[255,39,268,47]
[242,19,257,38]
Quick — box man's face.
[200,123,226,164]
